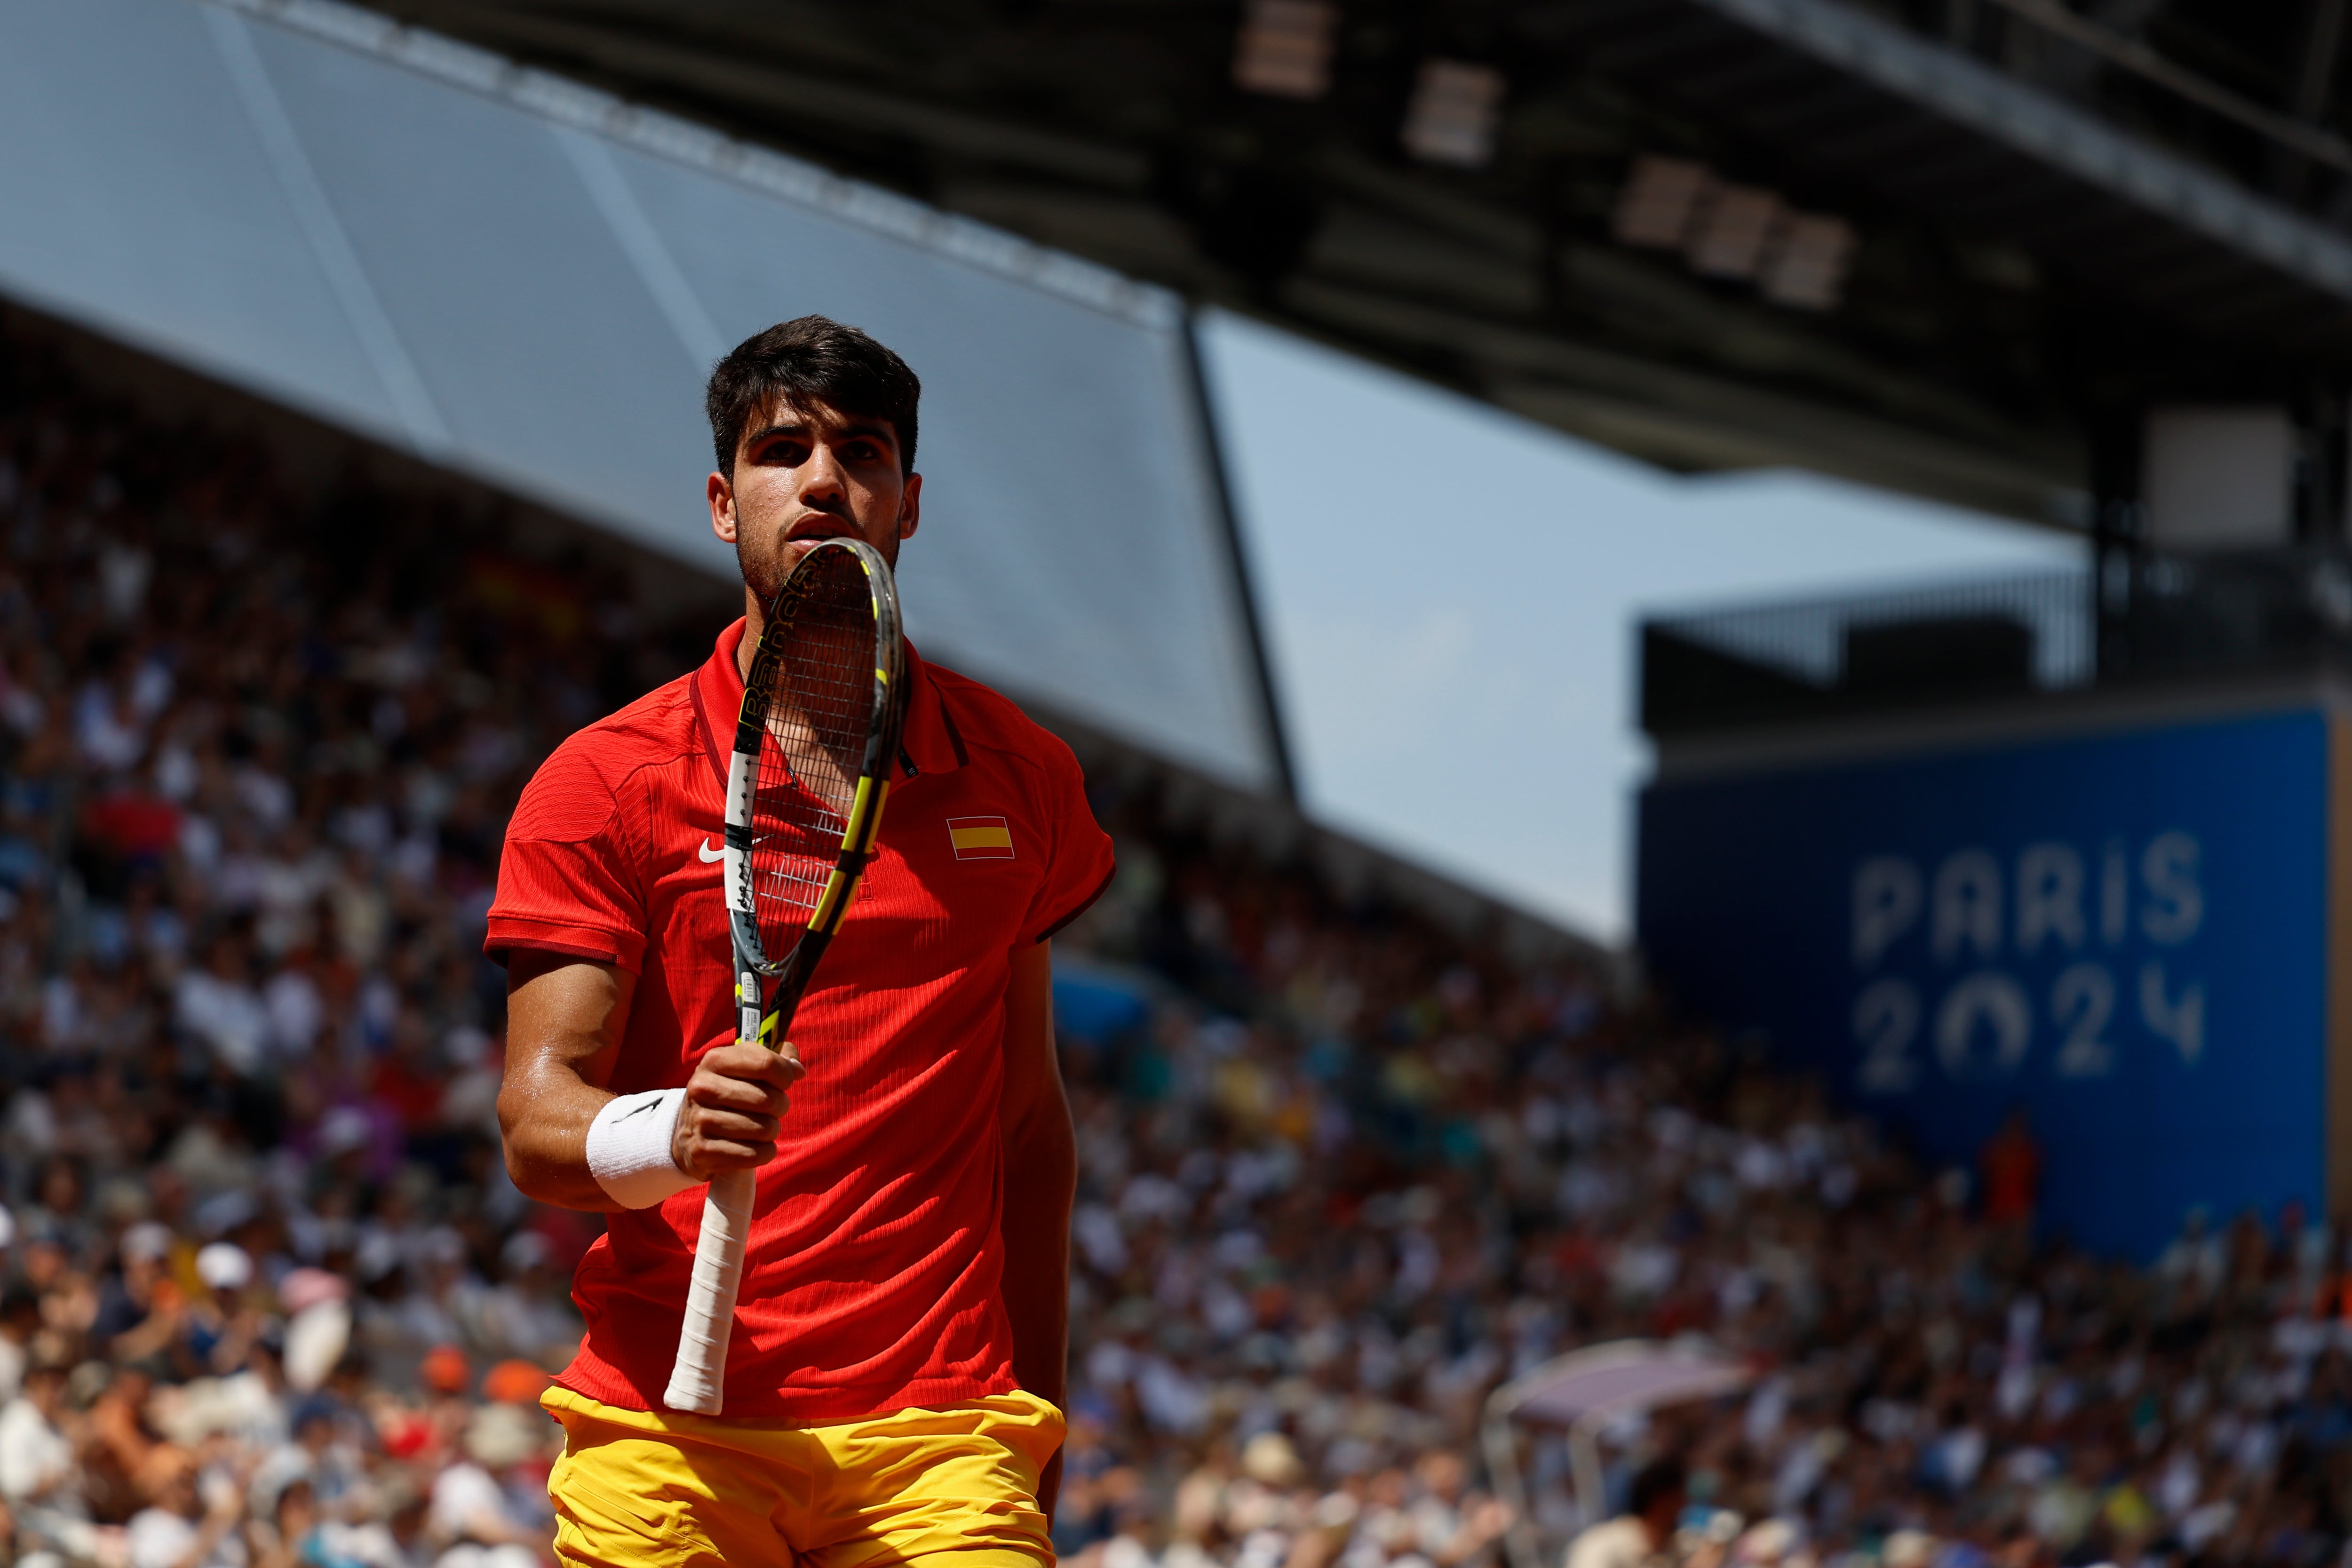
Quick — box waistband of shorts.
[542,1382,1065,1441]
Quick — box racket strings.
[746,554,879,956]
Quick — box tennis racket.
[663,537,906,1415]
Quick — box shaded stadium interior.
[375,0,2352,532]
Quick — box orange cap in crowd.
[483,1359,552,1405]
[420,1345,471,1396]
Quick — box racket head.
[723,538,906,1000]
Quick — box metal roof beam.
[1690,0,2352,305]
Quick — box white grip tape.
[584,1087,694,1211]
[663,1167,755,1414]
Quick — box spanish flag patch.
[947,815,1015,860]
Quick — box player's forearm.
[501,952,804,1212]
[997,1108,1075,1408]
[499,1066,624,1211]
[999,1107,1073,1523]
[500,953,637,1211]
[995,943,1074,1409]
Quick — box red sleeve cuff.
[483,915,645,974]
[1027,861,1116,946]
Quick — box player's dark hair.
[706,316,921,478]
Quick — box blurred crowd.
[1048,810,2352,1568]
[0,322,2348,1568]
[0,330,692,1568]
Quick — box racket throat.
[737,969,774,1050]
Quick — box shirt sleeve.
[1019,737,1116,947]
[485,740,648,972]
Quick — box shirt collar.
[691,616,962,789]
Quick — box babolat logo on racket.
[946,815,1014,860]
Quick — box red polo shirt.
[486,620,1114,1418]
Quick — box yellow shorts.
[541,1385,1063,1568]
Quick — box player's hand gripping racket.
[663,538,906,1415]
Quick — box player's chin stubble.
[738,525,898,601]
[737,532,787,604]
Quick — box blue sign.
[1636,708,2330,1258]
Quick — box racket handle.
[663,1167,755,1414]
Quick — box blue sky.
[1197,310,2082,941]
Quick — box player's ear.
[708,470,739,545]
[897,471,921,542]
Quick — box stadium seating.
[0,322,2341,1568]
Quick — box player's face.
[707,398,922,602]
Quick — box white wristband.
[585,1087,696,1210]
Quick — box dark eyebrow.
[742,420,898,454]
[834,421,898,450]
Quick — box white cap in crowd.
[121,1220,174,1264]
[196,1242,254,1292]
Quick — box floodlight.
[1401,60,1505,168]
[1234,0,1337,101]
[1759,213,1856,309]
[1686,184,1783,279]
[1610,156,1714,248]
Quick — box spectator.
[0,1288,31,1406]
[124,1445,245,1568]
[426,1404,546,1568]
[0,1354,72,1504]
[1566,1458,1683,1568]
[1978,1107,2041,1231]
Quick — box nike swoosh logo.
[699,839,725,863]
[614,1099,662,1122]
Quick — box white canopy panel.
[1497,1341,1749,1427]
[0,0,1285,792]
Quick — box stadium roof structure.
[373,0,2352,529]
[0,0,1291,796]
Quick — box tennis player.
[489,316,1114,1568]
